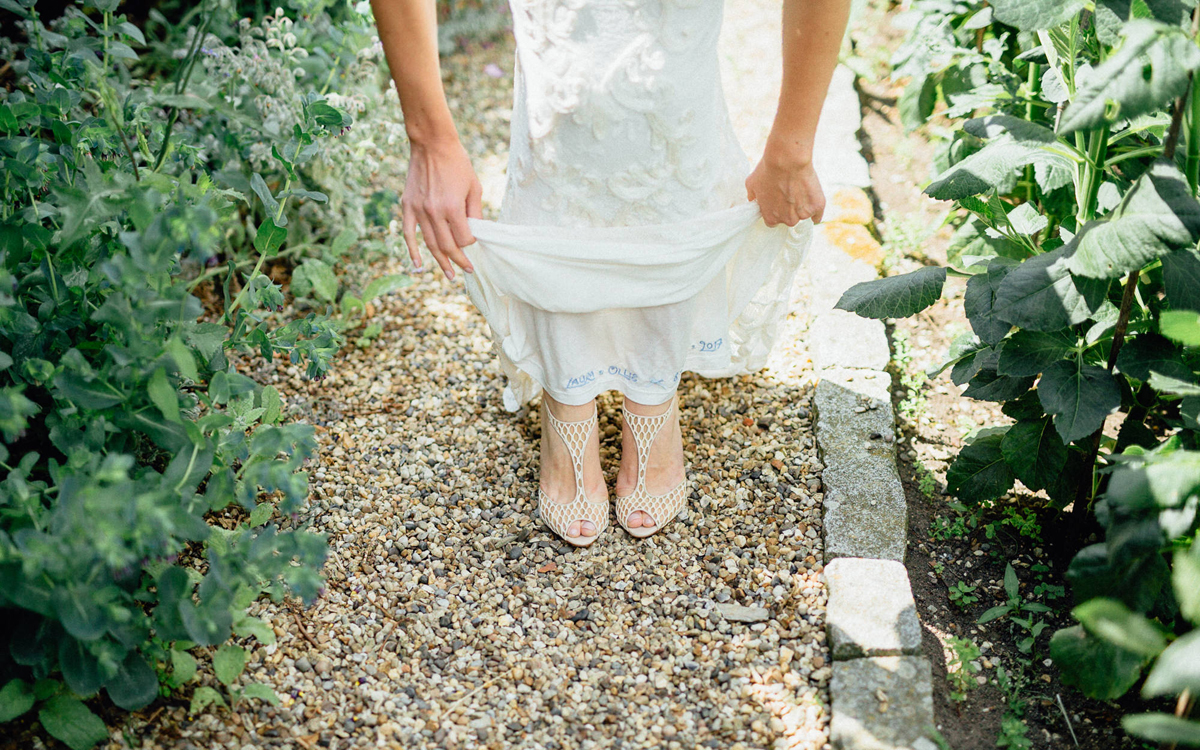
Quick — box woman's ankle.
[543,392,595,421]
[623,394,676,417]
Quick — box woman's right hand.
[402,137,483,281]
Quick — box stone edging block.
[825,558,922,660]
[815,369,906,562]
[808,63,935,750]
[831,657,936,750]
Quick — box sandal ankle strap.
[544,403,598,499]
[621,397,675,494]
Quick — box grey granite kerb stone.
[809,63,936,750]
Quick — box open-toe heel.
[616,396,689,539]
[538,402,608,547]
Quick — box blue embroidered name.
[565,371,598,389]
[608,366,639,383]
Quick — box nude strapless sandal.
[538,401,609,547]
[616,396,689,539]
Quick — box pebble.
[125,9,834,749]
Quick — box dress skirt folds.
[459,0,813,411]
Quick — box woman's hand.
[745,142,825,228]
[402,137,483,281]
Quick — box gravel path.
[131,1,833,748]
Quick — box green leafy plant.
[994,666,1034,750]
[0,0,413,744]
[949,580,980,608]
[988,505,1042,540]
[978,564,1052,656]
[931,500,980,540]
[1049,456,1200,742]
[842,0,1200,735]
[913,458,940,499]
[945,634,983,701]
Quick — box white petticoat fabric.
[460,0,812,412]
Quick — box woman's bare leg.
[615,395,686,528]
[540,392,607,538]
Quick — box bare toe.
[580,520,597,537]
[567,520,582,537]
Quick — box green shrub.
[840,0,1200,741]
[0,0,409,745]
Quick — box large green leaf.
[962,368,1036,401]
[38,695,109,750]
[1142,630,1200,696]
[254,217,287,256]
[1160,310,1200,346]
[963,114,1059,143]
[58,638,104,697]
[1050,624,1148,700]
[947,218,1027,270]
[147,367,181,424]
[1066,543,1171,611]
[1175,542,1200,623]
[250,173,281,225]
[898,72,937,131]
[1060,21,1200,134]
[1095,0,1194,46]
[1065,162,1200,279]
[1116,333,1192,381]
[997,329,1076,377]
[105,652,158,711]
[362,273,413,303]
[1123,713,1200,745]
[213,644,246,687]
[964,259,1018,345]
[834,266,947,319]
[926,140,1075,200]
[0,679,34,723]
[1038,359,1121,442]
[1163,248,1200,310]
[946,430,1015,502]
[53,586,105,641]
[1072,598,1167,658]
[989,0,1086,30]
[928,333,987,380]
[291,259,338,303]
[991,247,1109,331]
[240,682,282,706]
[1001,417,1068,490]
[53,372,126,410]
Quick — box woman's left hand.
[745,143,826,227]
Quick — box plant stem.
[226,185,291,322]
[1070,269,1141,531]
[1188,73,1200,195]
[152,4,215,172]
[101,11,110,70]
[1025,63,1039,203]
[1076,125,1110,225]
[1165,91,1189,162]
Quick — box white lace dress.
[463,0,812,411]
